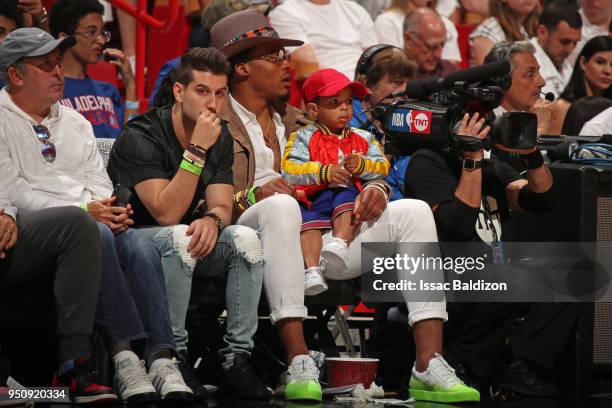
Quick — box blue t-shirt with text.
[60,77,124,139]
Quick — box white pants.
[238,194,447,326]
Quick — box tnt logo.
[408,110,431,134]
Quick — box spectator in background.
[568,0,612,64]
[375,0,461,65]
[551,36,612,134]
[148,0,271,106]
[14,0,49,32]
[350,45,416,130]
[354,0,391,19]
[0,0,22,89]
[50,0,139,139]
[562,96,612,135]
[349,45,416,201]
[470,0,540,66]
[0,0,22,43]
[269,0,377,79]
[560,35,612,102]
[403,8,458,79]
[531,2,582,98]
[436,0,459,23]
[579,105,612,135]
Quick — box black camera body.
[370,61,538,156]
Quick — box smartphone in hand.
[112,184,132,207]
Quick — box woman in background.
[550,36,612,134]
[470,0,540,66]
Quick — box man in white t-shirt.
[268,0,377,79]
[568,0,612,64]
[530,2,582,98]
[580,106,612,135]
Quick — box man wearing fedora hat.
[211,9,480,403]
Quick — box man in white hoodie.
[0,28,193,404]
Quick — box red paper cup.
[326,357,379,388]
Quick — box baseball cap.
[0,28,76,71]
[303,68,368,103]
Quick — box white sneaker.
[409,353,480,402]
[304,266,328,296]
[321,235,349,273]
[113,351,157,404]
[278,355,322,401]
[148,357,194,402]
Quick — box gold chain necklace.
[263,113,272,137]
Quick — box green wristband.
[180,159,203,176]
[80,202,88,212]
[246,186,259,206]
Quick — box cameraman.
[404,95,578,397]
[486,41,557,138]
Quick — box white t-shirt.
[569,8,610,65]
[579,106,612,136]
[269,0,377,78]
[530,37,573,98]
[436,0,458,18]
[374,9,461,62]
[229,95,287,187]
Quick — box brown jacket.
[221,97,308,193]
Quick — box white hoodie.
[0,190,16,220]
[0,88,112,212]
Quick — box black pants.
[512,303,582,372]
[0,207,101,362]
[445,302,580,376]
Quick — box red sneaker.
[51,357,118,404]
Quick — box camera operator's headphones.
[355,44,397,78]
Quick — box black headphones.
[355,44,397,77]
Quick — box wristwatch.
[204,212,225,231]
[462,158,483,171]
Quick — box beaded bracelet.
[364,183,389,202]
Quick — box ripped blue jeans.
[138,225,263,370]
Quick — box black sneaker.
[498,357,559,397]
[51,357,118,404]
[221,353,273,400]
[177,351,208,401]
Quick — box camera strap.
[481,196,504,265]
[452,135,491,152]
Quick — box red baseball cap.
[303,68,368,103]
